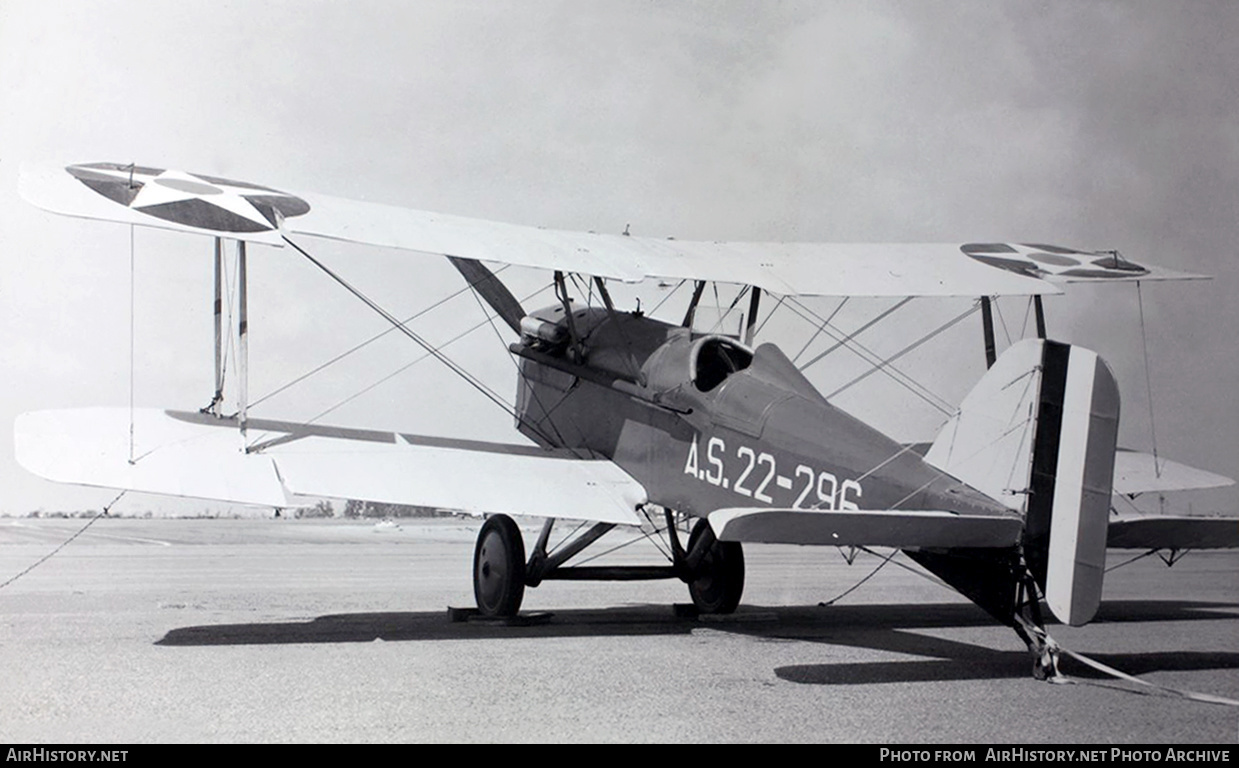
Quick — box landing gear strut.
[473,514,526,617]
[467,511,746,618]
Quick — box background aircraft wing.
[1107,516,1239,549]
[16,408,647,525]
[1111,449,1235,496]
[27,161,1211,299]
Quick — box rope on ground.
[0,491,127,591]
[1051,644,1239,708]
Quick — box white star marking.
[82,166,297,231]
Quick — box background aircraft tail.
[925,339,1120,626]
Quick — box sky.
[0,0,1235,517]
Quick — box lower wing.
[15,408,647,526]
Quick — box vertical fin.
[926,339,1120,626]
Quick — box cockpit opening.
[692,336,753,392]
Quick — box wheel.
[473,514,527,617]
[686,519,744,614]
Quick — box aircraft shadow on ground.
[155,599,1239,685]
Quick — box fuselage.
[511,305,1007,521]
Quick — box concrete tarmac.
[1,517,1236,743]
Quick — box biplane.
[15,161,1238,677]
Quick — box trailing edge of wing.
[709,507,1022,548]
[1107,516,1239,550]
[15,408,647,525]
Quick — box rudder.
[926,339,1120,626]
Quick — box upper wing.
[31,161,1209,299]
[15,408,647,526]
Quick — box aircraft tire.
[686,519,744,614]
[473,514,526,617]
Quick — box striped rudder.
[1024,341,1119,626]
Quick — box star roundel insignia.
[66,162,311,234]
[961,243,1149,280]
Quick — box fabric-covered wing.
[21,162,1072,298]
[23,163,1210,296]
[15,409,647,525]
[709,507,1022,548]
[20,163,289,245]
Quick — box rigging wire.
[1019,296,1033,339]
[792,297,848,363]
[261,282,552,436]
[784,298,953,414]
[249,265,513,409]
[823,303,980,402]
[1104,548,1160,573]
[648,279,686,317]
[281,235,555,445]
[1135,281,1161,477]
[464,279,578,450]
[703,284,750,336]
[993,297,1013,346]
[796,297,913,373]
[570,519,673,566]
[752,292,786,338]
[817,547,899,606]
[128,225,136,464]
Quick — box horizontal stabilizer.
[16,408,647,524]
[1112,450,1235,495]
[1107,516,1239,550]
[709,507,1022,549]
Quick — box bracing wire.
[793,297,848,363]
[786,299,953,414]
[249,265,513,409]
[128,224,136,464]
[753,293,787,338]
[1135,281,1161,476]
[818,547,899,606]
[823,303,980,403]
[993,297,1012,346]
[282,235,554,444]
[796,297,913,373]
[648,279,686,317]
